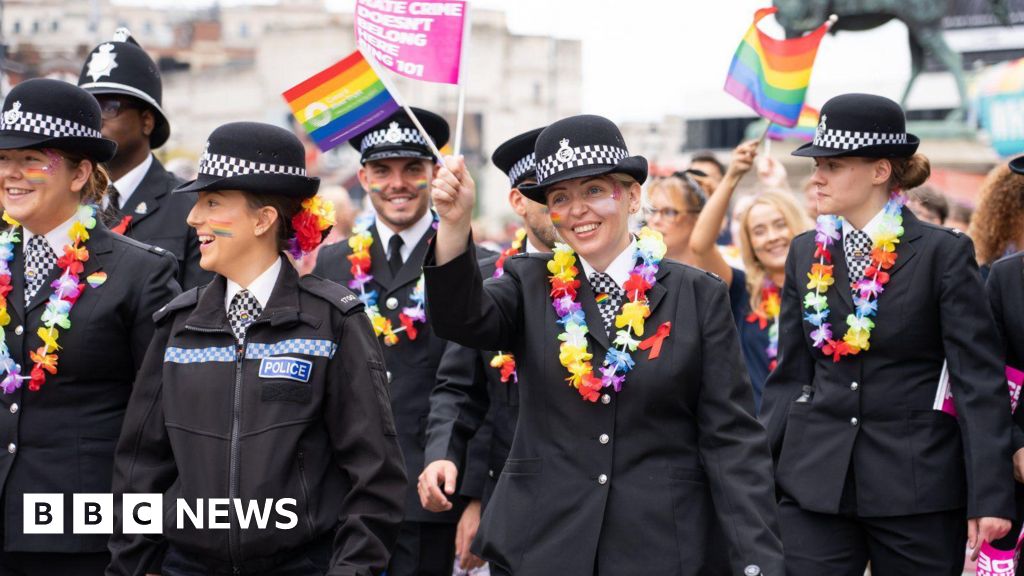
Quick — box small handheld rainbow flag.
[724,7,831,128]
[767,104,820,141]
[283,50,400,152]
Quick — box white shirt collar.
[841,206,887,240]
[579,237,637,289]
[225,258,282,313]
[111,153,153,208]
[374,210,434,263]
[24,213,79,257]
[525,238,542,254]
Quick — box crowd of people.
[0,26,1021,576]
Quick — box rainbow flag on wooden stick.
[767,104,820,141]
[724,7,831,127]
[283,50,400,152]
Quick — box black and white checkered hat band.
[199,151,306,178]
[536,145,628,181]
[360,127,427,153]
[507,154,535,185]
[1,111,102,139]
[813,128,908,152]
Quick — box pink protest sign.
[934,363,1024,417]
[354,0,466,85]
[975,529,1024,576]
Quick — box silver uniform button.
[488,469,495,478]
[7,443,14,454]
[13,326,22,336]
[850,381,859,391]
[385,297,399,310]
[850,417,859,426]
[597,474,608,485]
[9,403,17,414]
[386,371,392,384]
[599,434,609,445]
[600,394,611,404]
[744,565,761,576]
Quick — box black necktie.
[387,235,404,275]
[101,184,123,228]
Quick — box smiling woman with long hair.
[417,115,783,576]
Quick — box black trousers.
[0,551,108,576]
[387,521,456,576]
[779,499,967,576]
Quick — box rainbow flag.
[283,50,400,152]
[767,104,820,141]
[724,7,828,128]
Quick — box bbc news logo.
[24,494,299,534]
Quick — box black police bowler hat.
[349,107,449,164]
[792,93,920,158]
[518,114,647,204]
[175,122,320,198]
[78,28,171,149]
[492,127,545,189]
[0,79,117,162]
[1009,156,1024,175]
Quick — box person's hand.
[455,499,485,570]
[431,155,476,230]
[1013,447,1024,483]
[418,460,458,512]
[967,516,1012,560]
[726,140,759,180]
[757,154,790,191]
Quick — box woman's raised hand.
[727,139,760,180]
[432,155,476,230]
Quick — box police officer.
[426,127,556,570]
[985,153,1024,575]
[0,79,179,575]
[108,122,406,575]
[421,115,783,575]
[312,107,487,576]
[78,28,210,289]
[760,93,1014,575]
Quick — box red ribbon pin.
[111,215,132,236]
[638,321,671,360]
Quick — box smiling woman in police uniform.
[419,115,783,576]
[107,122,406,576]
[0,79,179,575]
[760,93,1015,575]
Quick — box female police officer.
[419,115,782,576]
[108,122,406,576]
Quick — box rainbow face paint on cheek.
[25,150,63,185]
[369,182,384,194]
[414,178,429,192]
[549,210,566,228]
[209,219,235,238]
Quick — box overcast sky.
[117,0,963,122]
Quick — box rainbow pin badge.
[595,293,610,304]
[86,271,108,288]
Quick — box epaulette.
[153,287,200,324]
[300,274,365,315]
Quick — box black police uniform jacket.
[313,223,491,525]
[107,261,407,575]
[422,241,784,576]
[429,253,520,508]
[117,156,211,290]
[986,252,1024,482]
[761,210,1015,519]
[0,223,179,553]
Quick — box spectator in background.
[906,185,949,225]
[644,170,710,265]
[689,150,726,187]
[947,201,973,234]
[969,163,1024,275]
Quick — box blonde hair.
[646,175,705,213]
[738,190,813,311]
[608,173,640,188]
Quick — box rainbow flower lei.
[346,214,432,346]
[803,192,905,362]
[746,280,781,371]
[287,196,335,259]
[548,228,666,402]
[0,205,98,393]
[489,228,527,383]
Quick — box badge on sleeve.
[259,356,312,383]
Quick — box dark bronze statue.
[772,0,1011,120]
